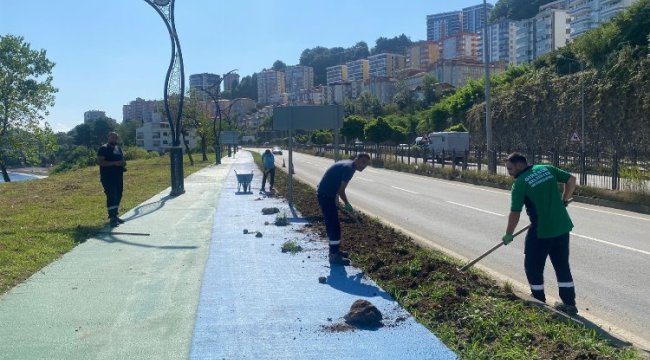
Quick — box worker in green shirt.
[502,152,578,315]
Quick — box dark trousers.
[317,194,340,254]
[524,230,576,306]
[262,168,275,190]
[101,176,123,218]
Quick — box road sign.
[219,131,240,145]
[571,132,580,142]
[272,105,343,131]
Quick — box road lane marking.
[391,186,419,194]
[357,177,375,182]
[571,232,650,256]
[446,201,505,217]
[572,205,650,221]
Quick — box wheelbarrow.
[234,170,254,193]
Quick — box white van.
[425,132,469,163]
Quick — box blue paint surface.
[190,153,457,359]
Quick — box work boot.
[109,217,119,228]
[336,250,349,258]
[553,302,578,315]
[329,252,350,266]
[115,217,126,224]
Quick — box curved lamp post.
[557,55,586,186]
[196,69,237,165]
[143,0,186,196]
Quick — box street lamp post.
[143,0,186,196]
[197,69,238,165]
[558,55,586,185]
[483,0,495,174]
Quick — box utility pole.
[483,0,495,174]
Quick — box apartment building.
[406,41,440,70]
[326,65,348,85]
[135,112,198,152]
[568,0,638,39]
[345,59,369,81]
[483,19,517,65]
[362,77,398,104]
[257,70,285,105]
[433,59,505,88]
[222,72,240,92]
[426,11,462,41]
[123,97,162,123]
[462,4,493,33]
[189,73,220,101]
[284,65,314,102]
[515,0,570,64]
[84,110,106,123]
[368,53,406,78]
[441,32,481,61]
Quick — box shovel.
[459,199,573,272]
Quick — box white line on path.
[572,205,650,221]
[571,232,650,256]
[357,177,375,182]
[446,201,505,217]
[391,186,419,195]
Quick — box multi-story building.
[189,73,221,101]
[257,70,285,105]
[427,11,462,41]
[406,41,440,70]
[433,59,505,88]
[325,82,353,105]
[362,77,398,104]
[135,112,198,152]
[345,59,369,82]
[368,53,406,78]
[568,0,638,39]
[462,3,492,34]
[441,32,481,61]
[223,72,240,92]
[515,0,570,64]
[482,19,517,65]
[284,65,314,102]
[84,110,106,123]
[326,65,347,85]
[123,98,162,124]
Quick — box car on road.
[272,146,283,155]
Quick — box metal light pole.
[197,69,237,165]
[144,0,186,196]
[483,0,495,174]
[558,55,586,185]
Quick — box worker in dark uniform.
[502,152,578,314]
[97,132,127,227]
[317,153,371,265]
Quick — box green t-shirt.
[510,164,573,238]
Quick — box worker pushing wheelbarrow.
[234,170,254,193]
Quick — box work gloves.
[502,233,514,245]
[344,202,353,212]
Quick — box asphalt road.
[269,149,650,350]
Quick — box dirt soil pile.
[344,299,383,327]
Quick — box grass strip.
[0,155,211,295]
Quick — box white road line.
[571,232,650,256]
[391,186,419,194]
[357,177,375,182]
[446,201,505,217]
[572,205,650,221]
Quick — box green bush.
[51,146,96,173]
[123,146,160,160]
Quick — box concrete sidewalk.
[0,151,456,359]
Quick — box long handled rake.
[459,199,573,272]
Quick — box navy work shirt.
[317,160,356,198]
[97,143,124,181]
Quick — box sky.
[1,0,490,133]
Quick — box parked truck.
[424,132,470,164]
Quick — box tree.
[364,117,393,144]
[341,115,366,143]
[272,60,287,72]
[310,129,333,145]
[371,34,412,55]
[422,73,438,106]
[0,35,58,181]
